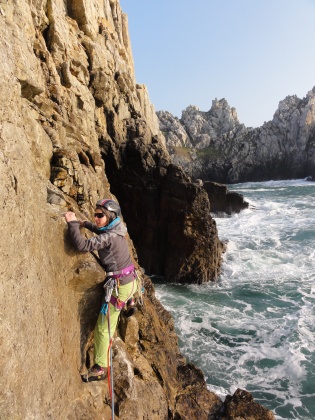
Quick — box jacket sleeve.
[82,221,99,234]
[67,221,110,252]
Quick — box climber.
[65,199,137,382]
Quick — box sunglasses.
[94,213,106,219]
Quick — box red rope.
[107,305,113,399]
[106,280,136,419]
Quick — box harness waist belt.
[106,264,135,278]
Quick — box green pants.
[94,279,137,367]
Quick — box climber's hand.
[65,211,77,222]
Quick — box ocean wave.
[155,180,315,419]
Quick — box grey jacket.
[67,219,133,275]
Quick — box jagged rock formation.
[218,388,276,419]
[203,181,249,215]
[158,93,315,183]
[0,1,274,418]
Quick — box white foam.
[155,180,315,419]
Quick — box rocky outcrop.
[217,389,276,420]
[0,1,274,418]
[203,181,249,215]
[158,92,315,183]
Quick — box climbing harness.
[106,263,135,278]
[99,266,137,321]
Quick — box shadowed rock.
[216,388,275,420]
[204,181,249,215]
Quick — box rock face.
[0,1,274,418]
[158,92,315,183]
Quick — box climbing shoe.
[81,364,106,382]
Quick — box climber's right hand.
[65,211,77,223]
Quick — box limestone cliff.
[0,1,274,418]
[158,92,315,183]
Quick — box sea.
[153,179,315,420]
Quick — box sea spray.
[154,179,315,420]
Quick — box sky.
[119,0,315,128]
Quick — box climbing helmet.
[96,199,121,217]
